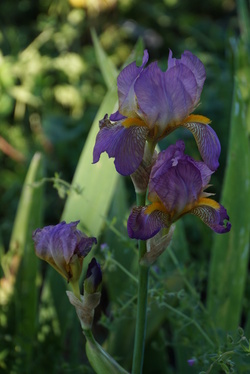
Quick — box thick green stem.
[132,191,149,374]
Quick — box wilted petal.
[130,143,158,193]
[127,205,169,240]
[93,117,149,176]
[135,62,197,133]
[181,115,221,171]
[117,50,149,117]
[141,225,175,265]
[191,198,231,233]
[168,50,206,105]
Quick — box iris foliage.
[0,0,249,373]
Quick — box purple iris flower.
[93,50,221,176]
[32,221,97,282]
[127,141,231,240]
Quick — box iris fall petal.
[93,117,149,176]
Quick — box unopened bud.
[84,258,102,294]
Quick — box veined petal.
[33,221,79,265]
[135,62,197,134]
[187,158,213,188]
[117,50,149,117]
[149,158,203,217]
[190,197,231,233]
[93,117,149,176]
[32,221,96,281]
[181,115,221,171]
[127,205,169,240]
[168,50,206,105]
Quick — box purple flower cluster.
[94,49,231,241]
[93,50,220,176]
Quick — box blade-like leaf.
[61,37,145,238]
[61,86,120,237]
[207,40,250,330]
[91,28,118,89]
[9,153,44,370]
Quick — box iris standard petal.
[117,49,149,117]
[181,115,221,171]
[127,205,169,240]
[191,198,231,233]
[150,159,203,216]
[135,62,197,134]
[33,221,97,281]
[33,221,79,265]
[168,50,206,105]
[93,118,149,176]
[149,140,185,181]
[187,158,213,188]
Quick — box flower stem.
[70,280,81,300]
[132,191,149,374]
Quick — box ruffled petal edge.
[93,116,149,176]
[181,114,221,171]
[190,197,231,233]
[127,205,169,240]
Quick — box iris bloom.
[32,221,97,282]
[93,50,220,176]
[127,141,231,240]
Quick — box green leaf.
[91,28,118,89]
[61,38,145,238]
[61,86,120,238]
[86,335,129,374]
[9,153,44,370]
[207,40,250,330]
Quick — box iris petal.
[93,119,149,176]
[149,158,203,216]
[168,50,206,105]
[117,50,149,117]
[191,198,231,233]
[135,62,197,133]
[181,115,221,171]
[127,206,168,240]
[109,110,126,121]
[33,221,79,265]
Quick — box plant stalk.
[132,191,149,374]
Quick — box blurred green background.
[0,0,249,373]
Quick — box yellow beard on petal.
[122,117,148,128]
[195,197,220,210]
[182,114,211,125]
[144,201,168,215]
